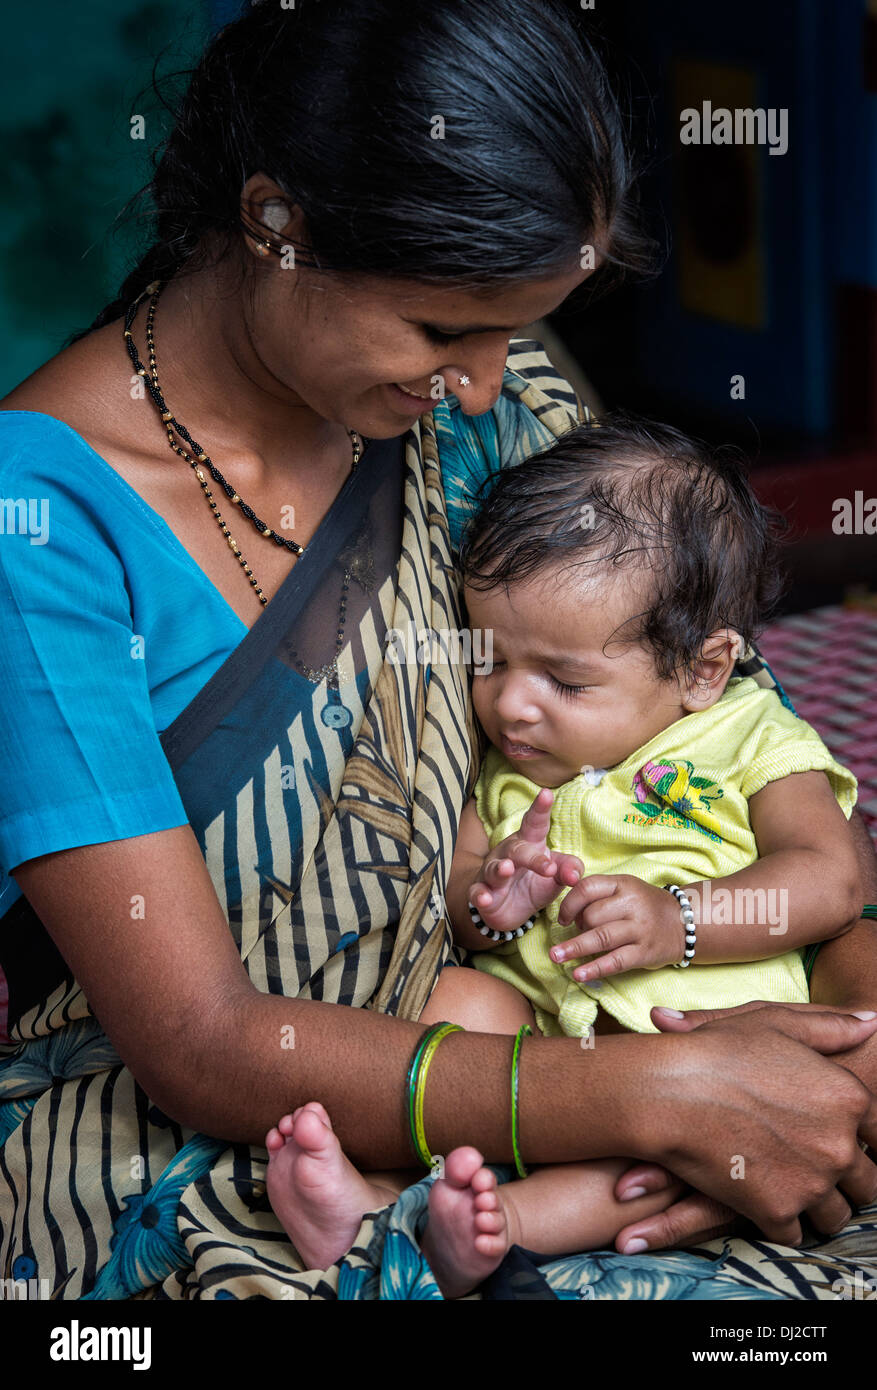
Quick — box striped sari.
[1,342,875,1300]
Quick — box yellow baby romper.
[472,677,857,1036]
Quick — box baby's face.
[464,568,689,788]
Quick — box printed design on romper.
[628,758,725,842]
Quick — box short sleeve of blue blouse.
[0,414,189,885]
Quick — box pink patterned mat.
[757,606,877,847]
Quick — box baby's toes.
[265,1125,286,1152]
[298,1100,333,1129]
[473,1186,499,1212]
[474,1229,509,1258]
[470,1166,497,1196]
[474,1207,506,1236]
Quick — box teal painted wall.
[1,0,210,395]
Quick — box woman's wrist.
[585,1030,684,1165]
[525,1031,676,1166]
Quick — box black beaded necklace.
[123,278,371,728]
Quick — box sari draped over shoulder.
[1,342,875,1301]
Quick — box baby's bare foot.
[421,1147,518,1298]
[264,1101,396,1271]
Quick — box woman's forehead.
[357,262,591,323]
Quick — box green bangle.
[803,907,877,992]
[405,1022,462,1168]
[413,1024,462,1169]
[802,942,822,988]
[803,906,877,991]
[405,1023,444,1165]
[510,1024,532,1179]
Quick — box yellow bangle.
[412,1023,463,1168]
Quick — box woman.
[1,0,876,1301]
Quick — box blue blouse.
[0,388,528,918]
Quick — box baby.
[264,413,863,1297]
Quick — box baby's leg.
[266,971,677,1288]
[420,962,538,1032]
[422,1150,683,1298]
[499,1155,684,1257]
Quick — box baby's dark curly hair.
[458,412,790,684]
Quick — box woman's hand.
[652,998,877,1150]
[611,1001,877,1252]
[653,998,877,1098]
[808,918,877,1096]
[614,1174,741,1255]
[468,787,585,934]
[619,1002,877,1250]
[828,1020,877,1097]
[606,1160,739,1255]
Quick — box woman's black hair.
[458,413,790,685]
[69,0,657,342]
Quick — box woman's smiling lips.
[388,381,436,415]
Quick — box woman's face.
[240,237,595,436]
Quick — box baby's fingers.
[502,840,559,878]
[469,880,498,912]
[479,857,517,890]
[568,945,644,983]
[551,922,628,965]
[551,922,640,981]
[551,853,584,888]
[517,787,555,842]
[557,874,619,925]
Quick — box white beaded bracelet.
[467,899,536,943]
[665,884,697,967]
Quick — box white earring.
[261,198,290,232]
[459,374,471,388]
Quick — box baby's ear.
[679,629,740,712]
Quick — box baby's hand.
[551,875,688,980]
[469,788,585,936]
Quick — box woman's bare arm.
[809,808,877,1090]
[11,824,635,1164]
[12,824,877,1243]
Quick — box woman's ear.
[679,629,742,712]
[239,172,304,251]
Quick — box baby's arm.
[682,768,863,963]
[445,796,498,951]
[445,791,585,951]
[553,769,863,981]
